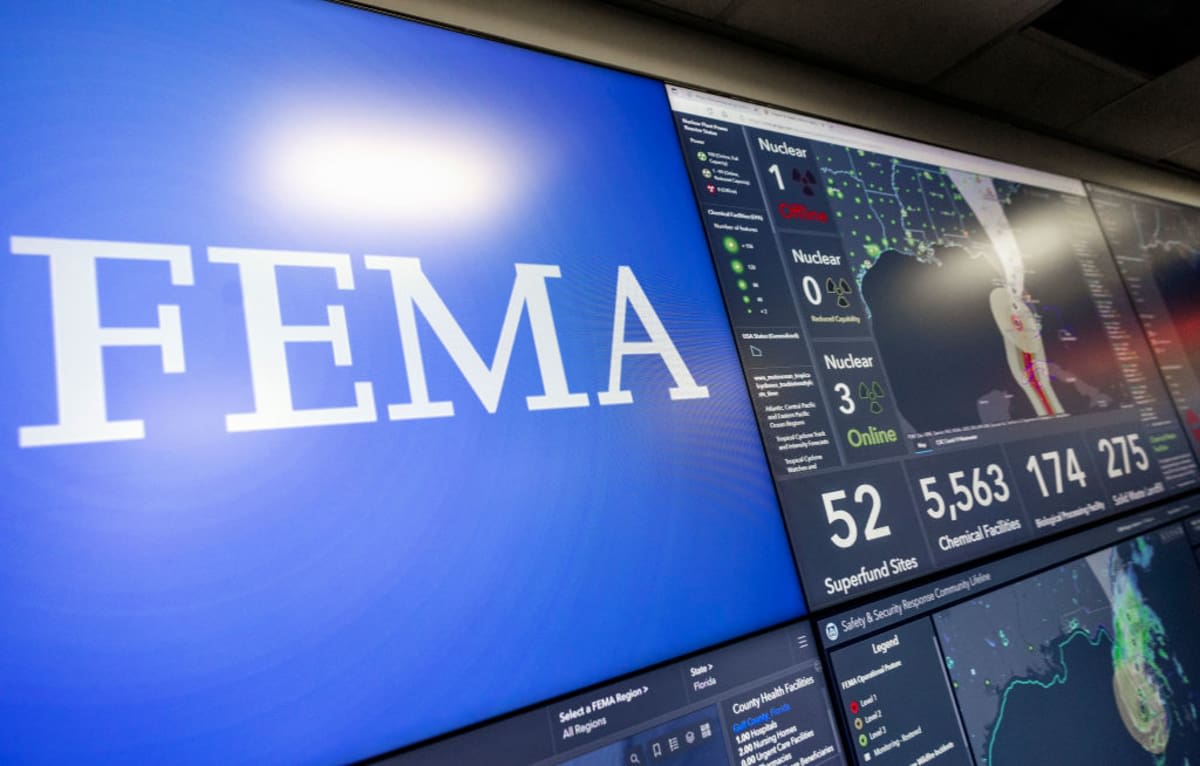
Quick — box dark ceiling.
[604,0,1200,178]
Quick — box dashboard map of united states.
[814,145,1130,436]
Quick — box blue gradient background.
[0,1,805,764]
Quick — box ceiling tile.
[1030,0,1200,79]
[721,0,1055,84]
[1070,57,1200,158]
[638,0,734,18]
[934,32,1143,130]
[1166,141,1200,174]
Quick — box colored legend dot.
[697,151,708,162]
[858,734,868,748]
[730,259,745,274]
[722,236,739,254]
[736,279,749,291]
[742,295,751,304]
[849,701,860,715]
[854,718,863,730]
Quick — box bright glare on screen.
[261,112,521,226]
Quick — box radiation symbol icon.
[859,381,885,414]
[825,277,853,308]
[793,168,818,196]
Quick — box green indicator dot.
[858,734,868,747]
[722,236,740,254]
[736,279,749,291]
[730,259,745,274]
[742,295,751,304]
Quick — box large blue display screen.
[0,2,805,763]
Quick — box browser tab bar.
[667,85,1085,195]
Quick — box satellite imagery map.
[932,525,1200,765]
[812,144,1131,436]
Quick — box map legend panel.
[829,619,972,766]
[703,207,801,327]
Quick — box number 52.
[822,484,890,549]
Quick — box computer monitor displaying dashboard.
[666,86,1198,609]
[1087,184,1200,460]
[3,1,1200,765]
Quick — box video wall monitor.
[382,622,846,766]
[820,494,1200,766]
[0,3,805,763]
[1086,184,1200,459]
[666,86,1200,610]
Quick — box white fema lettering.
[208,247,377,432]
[14,237,193,447]
[364,256,588,419]
[13,237,709,447]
